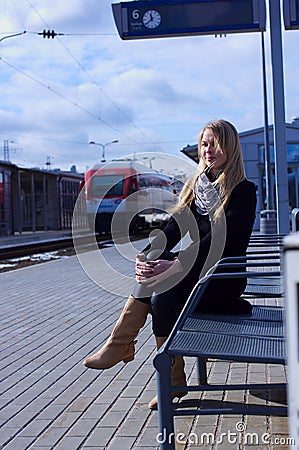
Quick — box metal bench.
[215,259,284,298]
[153,267,286,450]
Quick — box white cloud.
[0,0,298,173]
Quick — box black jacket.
[144,178,257,313]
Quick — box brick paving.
[0,238,289,449]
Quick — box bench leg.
[154,351,176,450]
[196,356,208,385]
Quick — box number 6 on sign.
[132,9,139,19]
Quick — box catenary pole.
[268,0,290,233]
[261,31,273,210]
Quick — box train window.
[129,179,137,194]
[138,175,150,189]
[90,175,124,197]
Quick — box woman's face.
[200,129,228,171]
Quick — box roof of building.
[180,120,299,163]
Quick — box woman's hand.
[135,253,183,287]
[135,253,155,280]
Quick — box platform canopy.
[112,0,266,40]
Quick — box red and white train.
[82,160,182,234]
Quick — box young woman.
[83,119,257,410]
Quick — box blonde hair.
[173,119,245,220]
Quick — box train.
[82,160,182,235]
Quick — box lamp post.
[89,140,119,162]
[142,156,156,169]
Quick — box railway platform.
[0,241,289,449]
[0,230,75,248]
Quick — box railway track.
[0,235,75,260]
[0,230,150,272]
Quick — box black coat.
[144,178,257,313]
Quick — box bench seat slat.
[250,305,284,321]
[183,317,284,337]
[246,277,282,286]
[168,331,286,364]
[244,275,284,297]
[244,284,283,297]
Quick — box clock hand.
[144,14,154,25]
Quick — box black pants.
[133,273,252,336]
[133,278,192,337]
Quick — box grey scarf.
[194,172,221,215]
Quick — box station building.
[181,119,299,230]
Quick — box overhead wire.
[0,56,141,144]
[0,131,188,147]
[22,0,162,151]
[1,0,178,158]
[54,35,159,148]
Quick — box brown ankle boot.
[148,337,187,410]
[83,295,151,370]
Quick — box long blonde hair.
[173,119,245,220]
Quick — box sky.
[0,0,298,176]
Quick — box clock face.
[142,10,161,29]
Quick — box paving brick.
[54,436,85,450]
[116,418,144,437]
[0,436,37,449]
[83,427,116,446]
[135,425,161,448]
[0,427,20,445]
[33,427,69,447]
[108,436,138,449]
[99,410,128,428]
[17,419,50,438]
[66,418,99,437]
